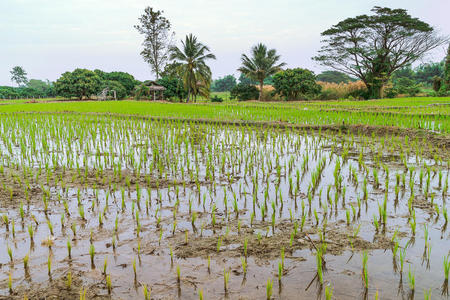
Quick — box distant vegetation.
[2,6,450,102]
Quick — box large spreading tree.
[135,7,174,80]
[238,43,285,101]
[169,34,216,102]
[313,6,448,99]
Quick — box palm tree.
[238,43,286,100]
[169,34,216,102]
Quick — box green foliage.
[135,7,174,79]
[313,6,447,99]
[10,66,28,87]
[238,43,285,100]
[230,83,259,101]
[157,76,186,100]
[441,44,450,93]
[212,75,237,92]
[210,95,224,102]
[101,80,127,100]
[273,68,322,100]
[317,71,356,83]
[169,34,216,102]
[394,77,422,96]
[55,69,102,100]
[433,76,442,92]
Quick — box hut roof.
[142,80,166,91]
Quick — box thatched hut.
[135,81,166,100]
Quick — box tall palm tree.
[238,43,286,100]
[169,34,216,102]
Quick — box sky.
[0,0,449,85]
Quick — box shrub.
[230,84,259,101]
[272,68,322,100]
[317,81,368,100]
[394,77,421,96]
[210,95,223,102]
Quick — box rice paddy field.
[0,97,448,299]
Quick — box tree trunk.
[259,80,264,101]
[367,82,383,99]
[186,89,190,103]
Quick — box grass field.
[1,96,449,134]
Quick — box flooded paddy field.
[0,113,448,299]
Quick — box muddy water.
[0,115,448,299]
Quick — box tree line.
[3,6,450,101]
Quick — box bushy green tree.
[55,69,102,100]
[273,68,322,100]
[101,80,127,100]
[316,71,355,83]
[212,75,237,92]
[157,76,186,100]
[230,83,259,101]
[394,77,421,96]
[94,70,137,95]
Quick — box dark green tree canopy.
[94,70,137,95]
[313,6,448,98]
[101,80,127,100]
[212,75,237,92]
[273,68,322,100]
[10,66,28,87]
[55,69,102,100]
[230,83,259,101]
[316,71,356,83]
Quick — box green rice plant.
[89,244,95,267]
[316,248,323,285]
[199,289,204,300]
[423,288,431,300]
[23,253,29,271]
[223,268,230,292]
[7,244,12,262]
[106,274,112,294]
[133,257,137,279]
[241,257,247,276]
[8,272,12,294]
[408,265,415,290]
[47,254,52,276]
[67,271,72,289]
[243,237,248,258]
[67,239,72,259]
[217,236,222,252]
[207,255,211,273]
[373,214,379,233]
[325,284,333,300]
[399,248,407,274]
[28,224,34,242]
[444,255,450,280]
[266,278,273,300]
[362,251,368,288]
[278,261,283,282]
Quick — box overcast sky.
[1,0,449,85]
